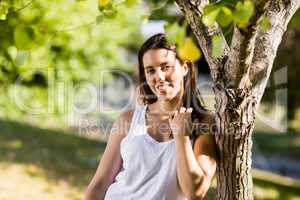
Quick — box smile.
[156,83,172,92]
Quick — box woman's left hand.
[169,107,193,136]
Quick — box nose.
[155,69,165,82]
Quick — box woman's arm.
[171,109,217,200]
[175,134,217,200]
[84,110,134,200]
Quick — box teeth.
[157,83,172,91]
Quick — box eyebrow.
[144,62,170,69]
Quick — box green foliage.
[164,22,202,62]
[1,0,297,123]
[233,0,254,28]
[0,0,9,20]
[202,4,221,27]
[0,0,146,121]
[212,35,225,58]
[164,21,186,46]
[259,16,271,32]
[202,1,254,29]
[216,6,233,27]
[201,1,256,58]
[0,0,145,83]
[98,0,110,8]
[13,26,37,50]
[124,0,137,7]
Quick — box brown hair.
[137,33,210,144]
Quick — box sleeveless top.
[104,104,187,200]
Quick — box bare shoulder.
[118,109,135,123]
[110,109,135,138]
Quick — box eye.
[146,69,155,74]
[162,65,171,71]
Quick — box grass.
[203,172,300,200]
[0,119,299,199]
[0,119,106,199]
[253,131,300,160]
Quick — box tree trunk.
[175,0,299,199]
[213,86,256,200]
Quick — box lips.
[156,83,171,92]
[157,85,166,90]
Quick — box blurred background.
[0,0,299,199]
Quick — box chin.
[151,86,180,102]
[156,93,177,101]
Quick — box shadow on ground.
[1,119,300,199]
[0,119,106,189]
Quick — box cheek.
[145,74,155,87]
[169,72,183,87]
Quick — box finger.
[186,107,193,113]
[169,110,177,120]
[179,107,186,113]
[172,110,178,118]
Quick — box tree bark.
[175,0,299,199]
[214,85,256,200]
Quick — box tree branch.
[15,0,35,12]
[223,0,271,89]
[249,0,299,106]
[174,0,230,83]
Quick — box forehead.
[142,49,176,68]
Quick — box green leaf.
[233,0,254,28]
[124,0,137,7]
[96,14,104,24]
[202,5,221,27]
[7,46,18,60]
[98,1,113,12]
[212,35,225,58]
[222,6,232,15]
[14,26,36,50]
[0,0,9,20]
[164,22,185,46]
[222,0,236,4]
[103,8,118,19]
[216,6,233,27]
[141,14,149,23]
[98,0,110,8]
[260,16,271,32]
[15,51,29,66]
[203,4,219,15]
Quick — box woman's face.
[142,48,188,101]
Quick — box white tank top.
[104,104,187,200]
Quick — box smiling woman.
[84,33,217,200]
[142,48,186,102]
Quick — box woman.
[84,33,217,200]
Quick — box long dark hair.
[137,33,210,144]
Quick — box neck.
[157,97,181,113]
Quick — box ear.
[182,60,189,76]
